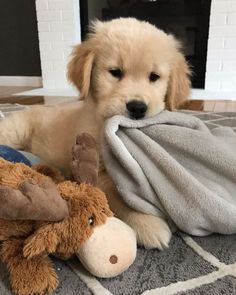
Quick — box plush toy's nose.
[76,217,137,278]
[109,255,118,264]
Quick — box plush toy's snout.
[77,217,137,278]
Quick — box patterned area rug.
[0,104,236,295]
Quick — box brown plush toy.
[0,134,137,295]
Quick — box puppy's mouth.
[127,113,146,120]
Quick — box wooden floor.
[187,100,236,112]
[0,86,37,97]
[0,86,76,105]
[1,86,236,111]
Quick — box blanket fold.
[102,111,236,236]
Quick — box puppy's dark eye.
[149,72,160,82]
[88,216,95,226]
[109,68,123,79]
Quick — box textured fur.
[0,134,113,295]
[0,180,113,295]
[0,18,191,249]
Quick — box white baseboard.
[191,89,236,100]
[11,85,236,100]
[0,76,42,87]
[15,87,78,97]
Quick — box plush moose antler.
[71,133,98,185]
[0,158,68,221]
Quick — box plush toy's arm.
[1,238,58,295]
[23,223,60,259]
[71,133,99,185]
[0,179,69,221]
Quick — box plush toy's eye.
[89,216,95,226]
[149,72,160,82]
[109,68,123,79]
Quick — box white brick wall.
[205,0,236,91]
[35,0,236,93]
[35,0,81,89]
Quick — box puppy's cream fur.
[0,18,190,249]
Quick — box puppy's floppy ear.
[67,41,95,99]
[165,52,191,111]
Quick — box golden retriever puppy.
[0,18,190,249]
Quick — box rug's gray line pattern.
[67,261,113,295]
[1,104,236,295]
[181,235,225,268]
[142,235,236,295]
[142,266,236,295]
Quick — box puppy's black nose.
[126,100,147,119]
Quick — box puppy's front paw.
[125,213,171,250]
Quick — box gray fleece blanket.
[102,111,236,236]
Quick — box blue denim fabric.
[0,145,31,166]
[19,151,42,165]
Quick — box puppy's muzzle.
[126,100,147,119]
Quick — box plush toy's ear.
[23,224,59,259]
[71,133,98,186]
[32,164,65,183]
[165,52,191,111]
[67,40,96,99]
